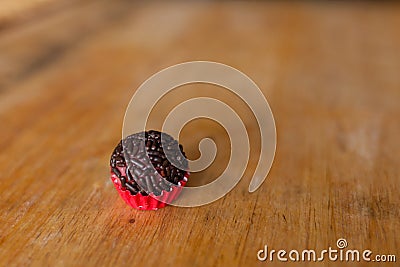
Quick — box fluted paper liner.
[110,166,188,210]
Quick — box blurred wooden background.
[0,1,399,266]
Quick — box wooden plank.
[0,1,399,266]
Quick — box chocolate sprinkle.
[110,130,188,196]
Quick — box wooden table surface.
[1,1,399,266]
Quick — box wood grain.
[0,1,399,266]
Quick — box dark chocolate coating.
[110,130,188,196]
